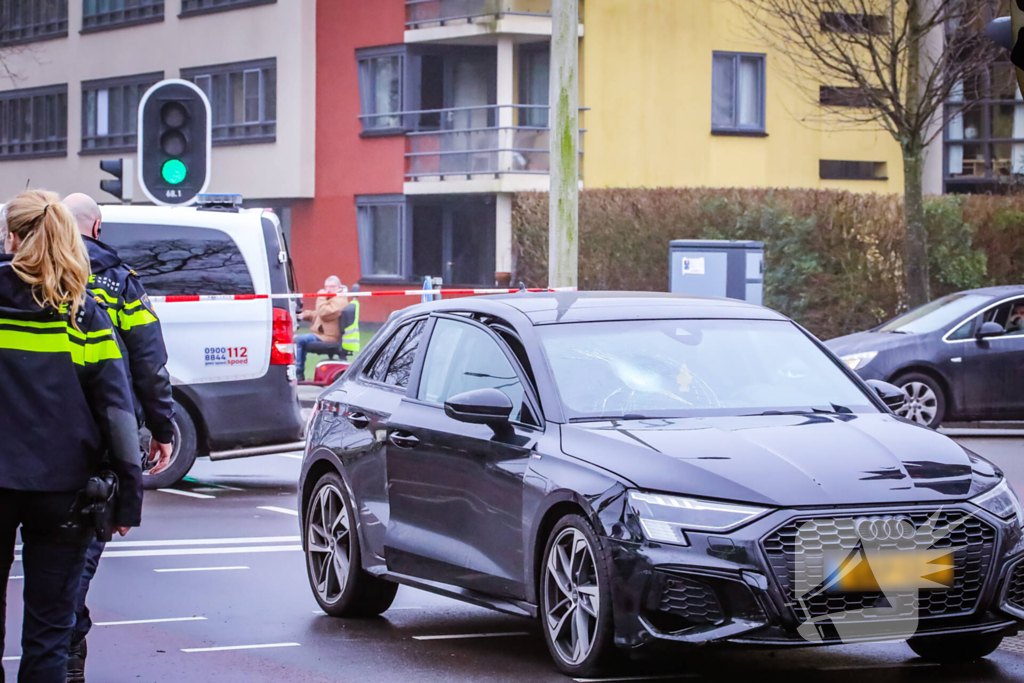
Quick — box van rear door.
[101,212,273,386]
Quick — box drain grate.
[999,635,1024,654]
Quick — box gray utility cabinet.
[669,240,764,305]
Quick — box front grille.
[762,510,996,622]
[1006,562,1024,610]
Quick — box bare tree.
[733,0,999,308]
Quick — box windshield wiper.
[883,329,910,334]
[753,404,853,417]
[569,413,651,423]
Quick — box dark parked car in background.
[300,292,1024,676]
[826,286,1024,429]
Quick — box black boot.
[67,637,87,683]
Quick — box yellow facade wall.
[581,0,905,193]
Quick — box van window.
[102,223,255,297]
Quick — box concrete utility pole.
[548,0,579,288]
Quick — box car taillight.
[271,307,295,366]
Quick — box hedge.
[511,189,1024,340]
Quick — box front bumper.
[607,503,1024,650]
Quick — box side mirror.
[444,388,513,427]
[977,321,1005,339]
[865,379,907,412]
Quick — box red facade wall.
[290,0,406,324]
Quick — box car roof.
[951,285,1024,299]
[404,291,789,325]
[100,204,266,229]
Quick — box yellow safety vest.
[342,300,361,354]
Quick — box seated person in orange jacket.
[295,276,347,380]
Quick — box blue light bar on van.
[196,193,243,206]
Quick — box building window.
[180,0,274,18]
[183,58,276,146]
[0,0,68,46]
[520,45,550,127]
[820,12,886,35]
[81,0,163,32]
[944,62,1024,189]
[356,195,406,281]
[81,72,161,153]
[711,52,766,135]
[357,46,404,135]
[0,84,67,160]
[820,86,879,108]
[819,160,887,180]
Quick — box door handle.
[347,412,370,429]
[388,431,420,449]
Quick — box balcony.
[404,0,581,44]
[391,104,583,194]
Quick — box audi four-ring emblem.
[855,516,916,541]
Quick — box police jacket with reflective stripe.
[0,257,144,526]
[85,236,174,444]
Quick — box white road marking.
[412,632,532,641]
[258,506,299,516]
[15,545,302,562]
[182,642,301,653]
[275,453,304,460]
[155,566,250,573]
[158,488,215,499]
[192,483,243,491]
[108,536,298,548]
[192,487,228,493]
[2,656,19,661]
[8,576,22,580]
[818,662,940,671]
[574,676,700,682]
[96,616,206,626]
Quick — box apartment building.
[289,0,925,323]
[0,0,315,224]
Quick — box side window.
[101,223,254,296]
[365,322,412,383]
[418,318,529,424]
[384,320,426,388]
[1006,299,1024,336]
[947,316,975,341]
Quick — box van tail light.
[271,307,295,366]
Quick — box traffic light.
[138,79,211,206]
[986,13,1024,98]
[99,158,133,203]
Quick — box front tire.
[142,399,197,490]
[540,514,616,677]
[894,372,946,429]
[304,471,397,617]
[907,632,1003,662]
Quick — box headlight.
[971,479,1024,527]
[841,351,877,370]
[628,491,771,545]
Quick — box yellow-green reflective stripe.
[81,338,121,363]
[106,307,119,326]
[90,287,118,305]
[120,308,158,331]
[123,299,143,311]
[0,318,67,330]
[65,326,113,341]
[0,329,72,355]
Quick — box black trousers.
[0,489,90,683]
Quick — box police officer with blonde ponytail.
[0,189,142,683]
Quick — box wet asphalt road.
[2,436,1023,683]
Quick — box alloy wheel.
[897,381,938,426]
[544,527,601,666]
[141,419,180,475]
[307,483,351,605]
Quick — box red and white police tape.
[148,286,576,303]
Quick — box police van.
[100,198,304,489]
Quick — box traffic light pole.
[548,0,579,289]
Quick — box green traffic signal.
[162,159,187,185]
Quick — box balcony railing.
[405,0,551,28]
[361,104,583,180]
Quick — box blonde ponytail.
[6,189,90,323]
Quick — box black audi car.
[826,286,1024,428]
[299,292,1024,676]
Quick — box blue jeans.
[71,539,104,647]
[0,489,91,683]
[294,333,320,378]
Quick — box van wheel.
[143,400,198,490]
[305,471,398,617]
